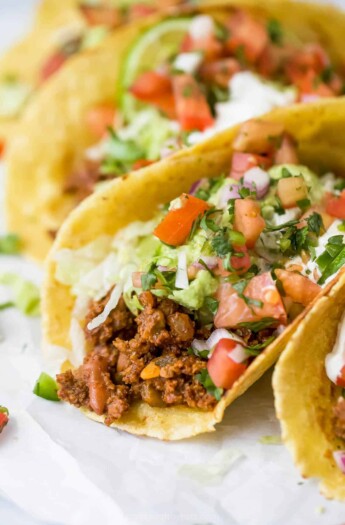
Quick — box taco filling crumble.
[55,119,345,424]
[65,8,345,201]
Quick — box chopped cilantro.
[211,228,231,257]
[316,236,345,285]
[267,19,283,45]
[188,347,209,359]
[0,301,14,311]
[334,179,345,192]
[296,198,311,213]
[195,369,223,400]
[200,209,221,233]
[245,336,275,356]
[141,264,158,291]
[320,65,333,84]
[264,219,299,232]
[204,296,219,315]
[307,212,323,235]
[238,317,278,332]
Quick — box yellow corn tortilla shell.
[273,271,345,500]
[0,2,85,143]
[6,0,345,260]
[43,99,345,440]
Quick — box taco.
[42,101,345,440]
[6,1,345,260]
[273,273,345,499]
[0,1,189,149]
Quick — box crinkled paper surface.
[1,1,345,523]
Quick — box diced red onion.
[160,139,179,159]
[192,256,218,270]
[189,179,204,195]
[175,251,189,289]
[229,344,248,364]
[218,183,240,207]
[157,265,168,272]
[243,167,270,199]
[333,450,345,474]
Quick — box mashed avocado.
[172,270,218,310]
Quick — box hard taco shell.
[43,100,345,439]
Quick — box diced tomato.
[233,120,285,154]
[274,134,299,165]
[130,71,176,118]
[199,58,241,88]
[325,190,345,219]
[257,44,294,78]
[40,51,67,82]
[286,44,330,80]
[336,365,345,388]
[154,193,210,246]
[275,269,321,307]
[277,176,308,208]
[225,10,268,64]
[0,139,5,158]
[215,245,251,277]
[234,199,265,248]
[180,33,224,62]
[215,273,287,328]
[128,3,156,20]
[296,70,334,100]
[207,338,247,389]
[130,71,172,101]
[230,152,272,180]
[85,104,116,138]
[79,4,122,28]
[0,412,8,434]
[132,159,155,170]
[173,74,214,132]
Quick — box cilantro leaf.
[245,335,276,356]
[195,369,223,400]
[211,228,231,257]
[238,317,278,332]
[267,19,283,45]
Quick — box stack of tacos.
[2,0,345,500]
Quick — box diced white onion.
[174,52,203,74]
[191,339,209,352]
[243,167,270,199]
[189,15,214,41]
[218,184,240,207]
[87,283,123,331]
[333,451,345,474]
[175,251,189,290]
[229,344,248,364]
[207,329,243,350]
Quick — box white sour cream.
[325,310,345,384]
[187,72,297,145]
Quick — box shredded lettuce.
[119,108,178,160]
[0,273,40,316]
[0,233,21,254]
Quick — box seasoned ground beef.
[333,397,345,440]
[57,292,217,423]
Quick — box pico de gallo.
[65,8,345,202]
[55,119,345,424]
[0,406,9,434]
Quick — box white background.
[1,1,345,525]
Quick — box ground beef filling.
[333,397,345,440]
[57,291,218,424]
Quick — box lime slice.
[118,17,192,118]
